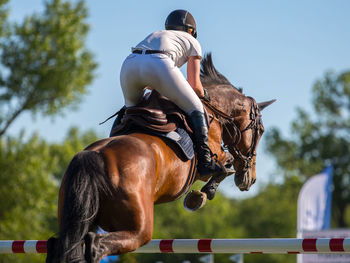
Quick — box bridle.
[201,95,263,171]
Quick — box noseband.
[201,96,263,171]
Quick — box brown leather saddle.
[110,90,194,136]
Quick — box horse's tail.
[57,150,112,262]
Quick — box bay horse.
[46,53,275,263]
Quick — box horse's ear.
[258,99,276,111]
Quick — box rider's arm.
[187,56,204,97]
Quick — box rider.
[111,9,224,178]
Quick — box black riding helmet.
[165,9,197,38]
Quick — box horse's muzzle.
[234,171,256,191]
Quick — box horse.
[46,53,275,263]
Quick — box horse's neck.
[206,87,250,164]
[208,88,249,117]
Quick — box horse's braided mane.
[200,53,242,93]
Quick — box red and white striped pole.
[136,238,350,254]
[0,240,47,254]
[1,238,350,254]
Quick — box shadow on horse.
[46,53,275,263]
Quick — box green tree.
[49,127,99,180]
[0,128,98,263]
[0,0,97,137]
[0,134,57,263]
[0,0,9,37]
[265,70,350,228]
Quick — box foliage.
[49,127,99,180]
[265,70,350,227]
[0,133,57,263]
[0,0,9,37]
[0,0,97,136]
[0,128,98,263]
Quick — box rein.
[201,99,235,121]
[201,95,262,170]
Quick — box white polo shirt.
[133,30,202,68]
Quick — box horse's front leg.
[201,171,229,200]
[200,151,235,200]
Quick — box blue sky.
[6,0,350,198]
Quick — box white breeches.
[120,53,204,114]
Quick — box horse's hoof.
[201,182,218,200]
[183,190,207,211]
[201,170,229,200]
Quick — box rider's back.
[134,30,202,68]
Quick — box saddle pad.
[154,127,194,160]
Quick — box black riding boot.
[190,110,224,178]
[109,106,126,137]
